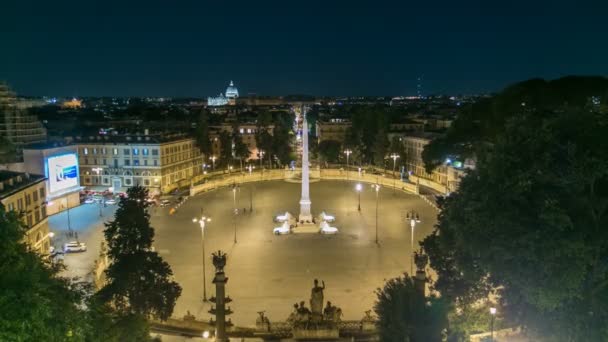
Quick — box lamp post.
[390,153,399,190]
[344,149,352,180]
[490,307,497,341]
[258,150,265,180]
[406,210,421,275]
[210,156,217,171]
[92,167,103,217]
[355,183,362,211]
[232,184,238,244]
[192,214,212,301]
[372,184,380,244]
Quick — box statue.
[323,301,343,322]
[309,279,325,315]
[414,249,428,272]
[212,250,227,272]
[296,301,311,322]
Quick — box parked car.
[160,199,171,207]
[105,198,117,205]
[84,198,95,204]
[63,241,87,253]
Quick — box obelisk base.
[298,199,313,223]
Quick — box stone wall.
[190,168,418,197]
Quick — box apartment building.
[76,133,204,194]
[0,171,50,254]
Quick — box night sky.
[1,0,607,97]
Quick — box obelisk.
[299,107,313,222]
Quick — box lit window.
[240,128,244,133]
[247,128,252,133]
[133,148,139,155]
[83,148,88,155]
[143,148,149,155]
[113,148,118,155]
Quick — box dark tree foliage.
[232,122,251,166]
[0,206,85,341]
[372,129,389,166]
[422,108,608,340]
[99,186,182,321]
[375,274,447,342]
[85,298,156,342]
[345,105,390,163]
[218,130,233,167]
[422,76,608,172]
[317,140,342,163]
[195,109,213,156]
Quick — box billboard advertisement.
[46,153,80,194]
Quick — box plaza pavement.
[48,201,116,282]
[150,180,438,327]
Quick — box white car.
[273,222,291,235]
[319,221,338,235]
[275,212,292,223]
[63,241,87,253]
[319,212,335,223]
[84,198,95,204]
[160,199,171,207]
[105,199,117,205]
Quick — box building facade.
[0,171,50,254]
[402,132,472,193]
[0,84,47,152]
[76,133,204,194]
[209,123,274,163]
[315,119,351,144]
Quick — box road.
[48,201,116,282]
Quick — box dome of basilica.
[225,80,239,98]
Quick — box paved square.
[151,180,437,326]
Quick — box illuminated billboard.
[46,153,80,194]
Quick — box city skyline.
[1,0,607,97]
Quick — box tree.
[99,186,182,321]
[218,130,233,167]
[317,140,341,163]
[0,205,86,341]
[232,128,251,171]
[375,274,447,342]
[422,76,608,172]
[422,108,608,340]
[194,110,212,156]
[372,129,389,166]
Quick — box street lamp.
[232,184,239,244]
[355,183,362,211]
[344,149,352,180]
[92,167,103,217]
[210,156,217,171]
[258,150,265,180]
[406,210,421,275]
[390,153,399,189]
[192,215,212,301]
[371,184,381,244]
[490,307,497,341]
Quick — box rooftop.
[74,132,193,144]
[0,171,46,198]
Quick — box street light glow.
[202,330,210,339]
[356,183,362,192]
[490,307,497,315]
